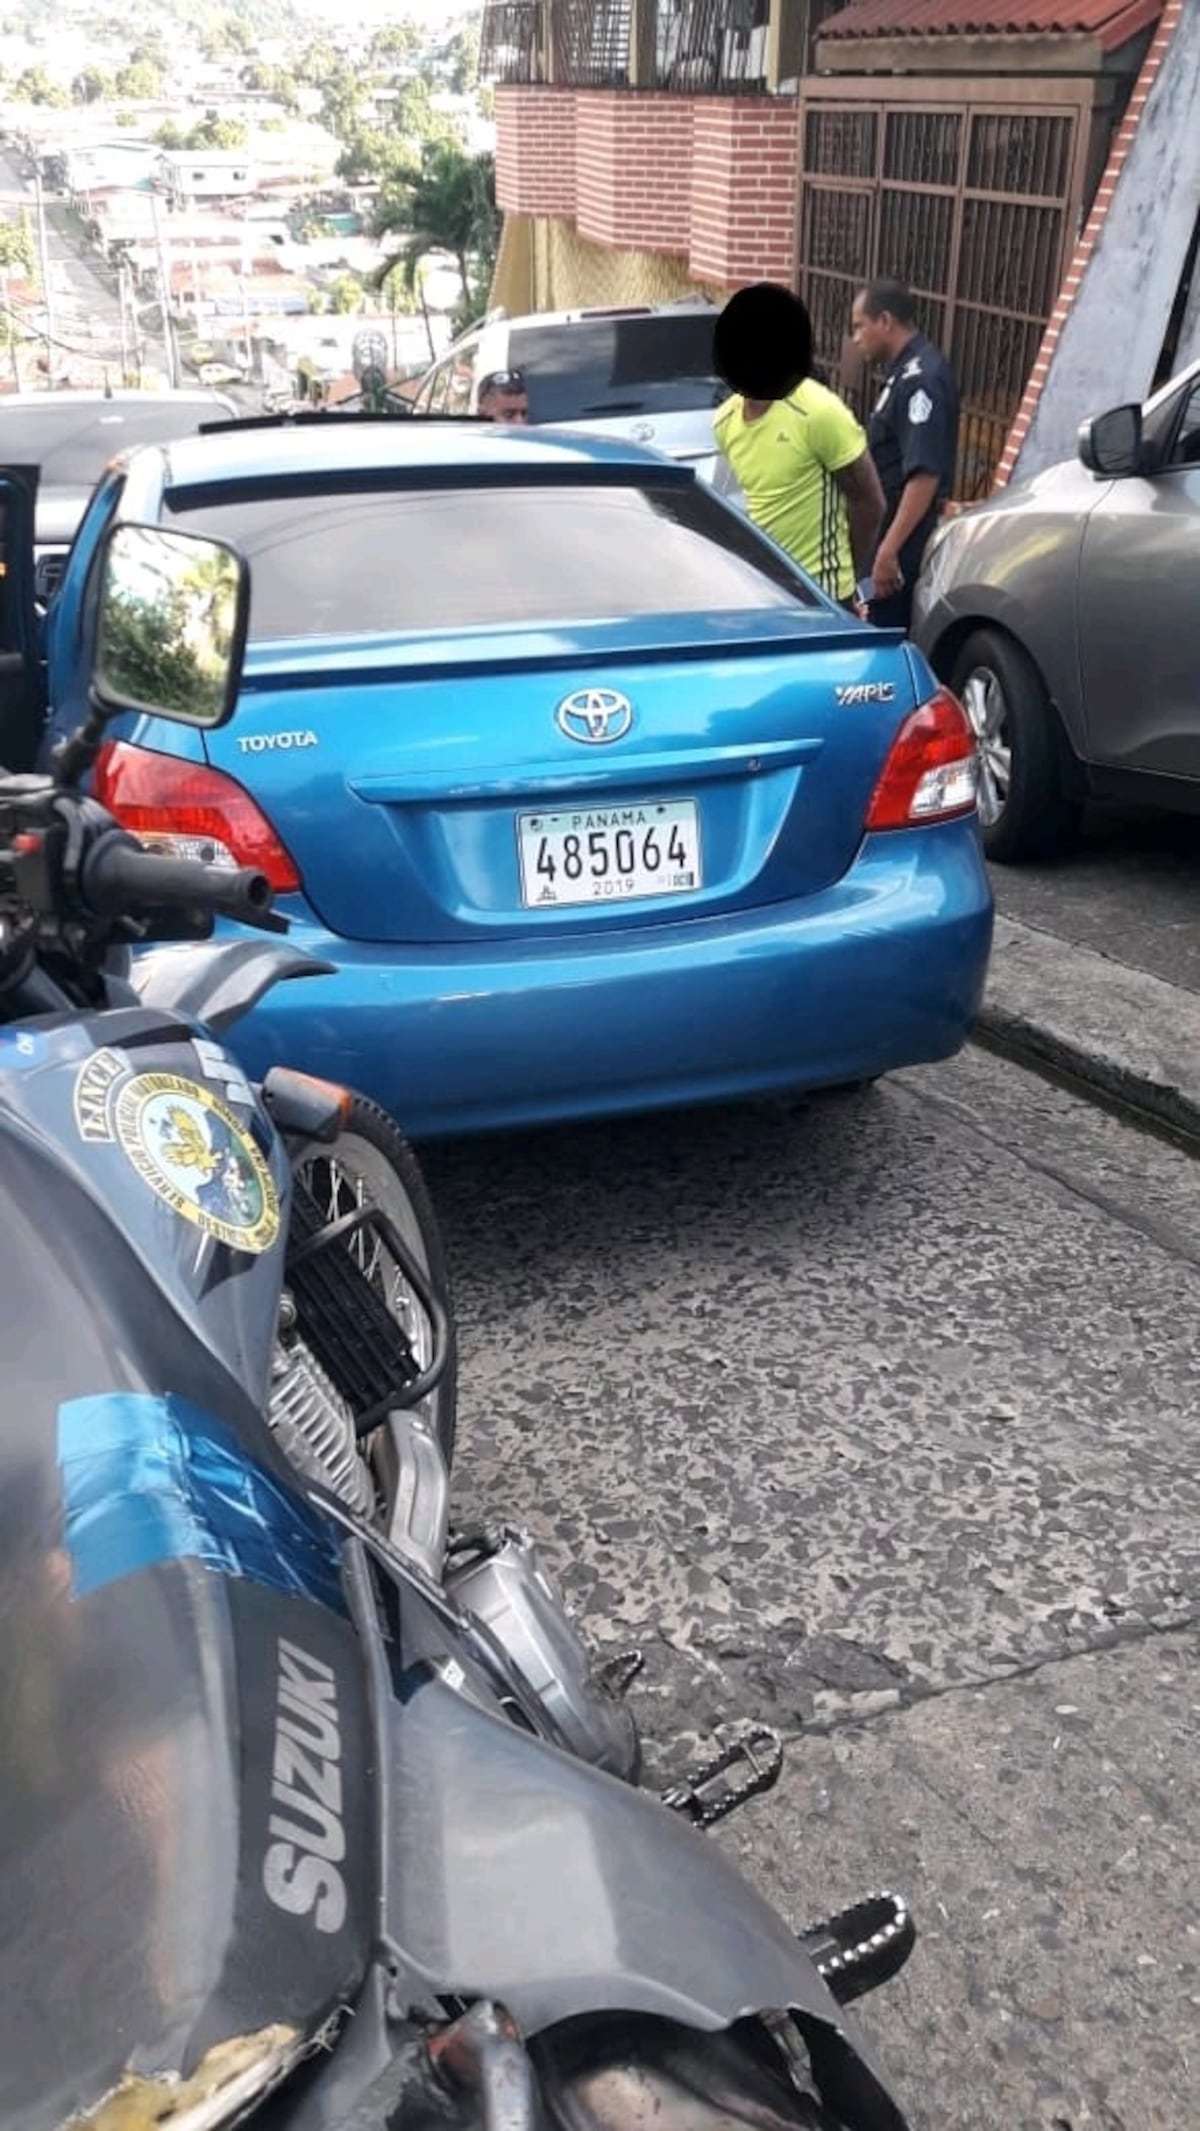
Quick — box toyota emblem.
[555,688,635,745]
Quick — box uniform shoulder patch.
[908,389,933,426]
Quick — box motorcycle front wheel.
[293,1095,458,1465]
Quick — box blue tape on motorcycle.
[0,1029,46,1070]
[57,1393,347,1615]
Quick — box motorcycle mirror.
[92,523,250,732]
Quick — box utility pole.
[0,265,21,388]
[238,261,254,377]
[32,165,56,382]
[117,257,130,380]
[150,183,181,387]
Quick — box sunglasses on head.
[479,371,527,396]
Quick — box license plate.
[517,798,702,909]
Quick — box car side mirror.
[1078,402,1145,480]
[92,523,250,731]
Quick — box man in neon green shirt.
[712,285,884,607]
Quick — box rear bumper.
[228,822,993,1138]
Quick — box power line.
[0,293,119,363]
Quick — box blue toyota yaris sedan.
[40,421,993,1137]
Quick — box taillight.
[865,688,979,831]
[93,741,301,892]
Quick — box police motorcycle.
[0,493,916,2131]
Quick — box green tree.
[446,24,481,97]
[73,65,115,104]
[0,215,34,276]
[374,141,498,314]
[190,112,249,149]
[336,127,419,187]
[319,60,368,144]
[328,272,364,315]
[114,56,164,100]
[297,38,342,89]
[14,66,70,107]
[369,20,423,65]
[241,59,301,108]
[391,75,458,150]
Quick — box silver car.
[912,358,1200,861]
[410,300,726,469]
[0,389,239,605]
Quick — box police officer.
[850,279,959,631]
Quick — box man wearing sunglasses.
[477,369,530,424]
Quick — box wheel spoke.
[961,668,1010,827]
[297,1132,436,1380]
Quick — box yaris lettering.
[262,1639,348,1935]
[835,683,897,707]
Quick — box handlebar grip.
[81,831,274,923]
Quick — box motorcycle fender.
[130,938,335,1036]
[381,1675,906,2129]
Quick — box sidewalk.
[978,913,1200,1147]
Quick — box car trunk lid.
[204,613,919,946]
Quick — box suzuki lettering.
[555,689,635,746]
[262,1640,348,1935]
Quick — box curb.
[974,916,1200,1151]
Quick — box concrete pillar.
[1175,241,1200,372]
[768,0,807,93]
[1000,0,1200,486]
[628,0,657,87]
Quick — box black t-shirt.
[868,333,960,572]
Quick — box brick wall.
[576,94,694,254]
[688,99,800,288]
[495,84,577,220]
[994,0,1184,489]
[495,84,801,295]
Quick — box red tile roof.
[817,0,1162,47]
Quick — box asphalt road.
[431,1046,1200,2131]
[0,147,160,385]
[992,809,1200,997]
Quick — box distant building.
[157,149,258,208]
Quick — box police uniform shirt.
[867,334,959,570]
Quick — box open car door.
[0,465,43,773]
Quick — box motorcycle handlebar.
[81,831,275,925]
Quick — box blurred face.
[851,295,891,366]
[480,386,529,425]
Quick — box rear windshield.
[162,480,820,642]
[0,402,226,487]
[510,316,723,424]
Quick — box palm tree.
[373,142,498,313]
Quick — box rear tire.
[293,1095,457,1466]
[951,627,1078,862]
[534,2015,843,2131]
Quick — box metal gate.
[797,79,1093,497]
